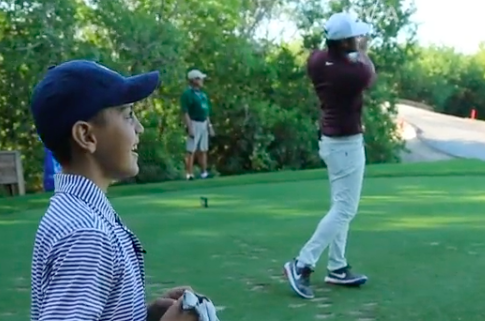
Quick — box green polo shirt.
[180,87,211,122]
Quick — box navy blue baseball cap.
[31,59,160,150]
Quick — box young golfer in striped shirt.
[30,60,196,321]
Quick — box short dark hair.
[50,136,72,165]
[49,110,107,165]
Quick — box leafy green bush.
[398,45,485,120]
[0,0,416,192]
[136,112,184,183]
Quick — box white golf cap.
[187,69,207,80]
[324,12,371,40]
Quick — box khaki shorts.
[186,120,209,153]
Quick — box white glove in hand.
[182,290,220,321]
[347,52,376,73]
[347,52,360,62]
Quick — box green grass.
[1,159,485,320]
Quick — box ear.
[71,121,97,154]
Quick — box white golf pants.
[297,134,365,271]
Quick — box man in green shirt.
[181,69,214,180]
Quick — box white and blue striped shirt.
[31,174,147,321]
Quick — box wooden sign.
[0,151,25,196]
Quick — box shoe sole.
[324,276,368,286]
[283,262,315,299]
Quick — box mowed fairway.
[1,161,485,321]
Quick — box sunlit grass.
[1,166,485,321]
[0,220,34,226]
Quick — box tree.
[0,0,421,193]
[289,0,417,163]
[398,44,485,120]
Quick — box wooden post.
[0,151,25,196]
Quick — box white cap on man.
[324,12,371,40]
[187,69,207,80]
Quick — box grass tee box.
[1,159,485,321]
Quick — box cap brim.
[324,21,372,40]
[351,21,371,37]
[120,71,161,105]
[189,74,207,79]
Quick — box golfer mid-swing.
[284,12,377,299]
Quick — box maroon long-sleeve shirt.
[307,50,375,137]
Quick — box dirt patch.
[270,274,286,283]
[288,303,307,308]
[315,312,334,319]
[249,283,268,292]
[348,304,376,321]
[15,286,29,292]
[237,242,249,248]
[362,303,377,309]
[146,283,166,288]
[347,311,365,316]
[314,287,332,293]
[243,278,254,285]
[317,303,332,308]
[14,276,26,283]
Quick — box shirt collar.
[54,173,118,224]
